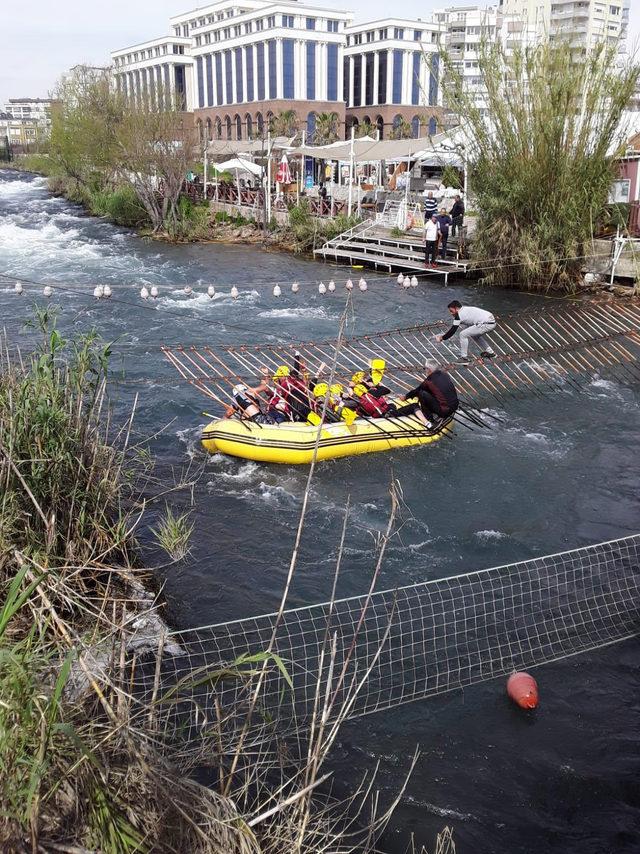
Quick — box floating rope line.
[130,534,640,752]
[161,299,640,412]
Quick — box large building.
[499,0,631,53]
[3,98,56,132]
[112,0,447,141]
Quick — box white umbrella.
[213,158,263,176]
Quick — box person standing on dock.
[423,191,438,220]
[424,215,441,268]
[450,195,465,237]
[435,300,496,364]
[437,208,452,260]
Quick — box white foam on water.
[215,461,260,482]
[257,306,333,320]
[0,177,46,196]
[0,217,104,265]
[161,288,260,309]
[407,538,434,552]
[474,529,507,541]
[176,425,205,460]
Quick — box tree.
[313,112,340,145]
[441,39,640,291]
[355,120,375,139]
[390,118,413,140]
[270,109,298,137]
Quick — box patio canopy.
[289,135,442,163]
[206,136,294,157]
[213,158,263,175]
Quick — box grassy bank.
[1,312,443,852]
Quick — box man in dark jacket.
[398,359,459,427]
[450,195,465,237]
[436,208,452,259]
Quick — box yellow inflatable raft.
[202,415,452,464]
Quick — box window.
[257,43,265,99]
[197,57,204,107]
[225,50,233,103]
[245,22,252,33]
[216,12,224,20]
[377,50,387,103]
[206,55,213,105]
[352,54,362,106]
[214,31,221,42]
[392,49,403,103]
[354,33,362,44]
[346,36,350,46]
[282,14,294,27]
[343,56,350,102]
[411,51,420,105]
[205,32,211,43]
[414,29,422,40]
[366,31,374,42]
[307,42,316,98]
[246,46,254,100]
[609,5,619,13]
[394,27,404,39]
[283,39,294,98]
[235,47,243,102]
[199,17,205,26]
[306,17,316,30]
[365,52,374,104]
[195,35,202,45]
[234,25,241,35]
[328,19,339,32]
[226,10,233,17]
[256,18,264,31]
[267,15,275,27]
[327,43,338,100]
[182,24,189,36]
[379,28,387,39]
[223,28,230,38]
[268,40,277,98]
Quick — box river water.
[1,169,638,853]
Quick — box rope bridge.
[134,535,640,752]
[162,299,640,411]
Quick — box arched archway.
[196,118,204,146]
[234,114,242,140]
[256,112,264,135]
[375,115,384,139]
[215,117,222,139]
[345,115,359,139]
[362,115,371,130]
[245,113,253,139]
[411,115,421,138]
[206,118,212,141]
[428,116,437,136]
[224,115,232,140]
[306,111,316,138]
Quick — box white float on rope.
[43,286,53,298]
[318,282,327,295]
[397,273,405,285]
[150,285,159,299]
[410,275,418,287]
[358,278,367,292]
[273,284,282,297]
[328,280,336,292]
[402,277,411,289]
[140,286,150,300]
[14,282,23,295]
[184,286,193,295]
[291,281,299,293]
[93,285,103,299]
[345,279,353,291]
[207,285,215,298]
[230,286,239,299]
[103,285,112,298]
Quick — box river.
[1,169,638,853]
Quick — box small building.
[614,130,640,236]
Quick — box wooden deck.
[314,222,470,284]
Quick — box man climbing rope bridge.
[435,300,497,364]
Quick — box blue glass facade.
[343,57,350,103]
[411,52,420,106]
[215,53,223,105]
[306,42,316,100]
[257,44,265,100]
[206,55,213,106]
[327,43,338,101]
[174,64,186,110]
[235,47,243,102]
[429,53,439,106]
[392,50,403,105]
[246,47,254,101]
[196,57,204,107]
[224,50,233,103]
[268,40,277,99]
[283,39,294,99]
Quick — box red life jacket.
[358,391,389,417]
[268,385,290,415]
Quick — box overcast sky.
[1,0,639,104]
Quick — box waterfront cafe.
[201,129,468,219]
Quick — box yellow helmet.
[351,370,366,385]
[313,382,329,398]
[330,383,343,396]
[370,358,385,385]
[352,383,367,397]
[273,365,290,378]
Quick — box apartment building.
[3,98,56,130]
[343,19,445,137]
[112,37,194,110]
[499,0,630,52]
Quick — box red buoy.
[507,672,539,709]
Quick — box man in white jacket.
[435,299,496,364]
[424,215,440,268]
